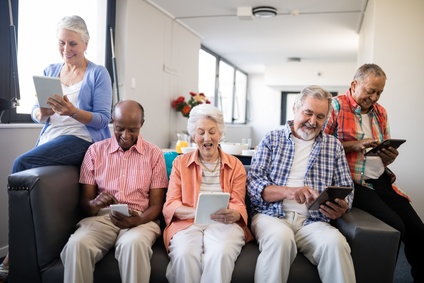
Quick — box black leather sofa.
[8,165,401,283]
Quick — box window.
[0,0,115,123]
[198,47,248,124]
[198,49,217,106]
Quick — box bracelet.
[70,108,78,119]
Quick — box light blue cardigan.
[32,61,112,145]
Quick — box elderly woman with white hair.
[12,15,112,173]
[163,104,253,283]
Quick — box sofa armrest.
[8,166,81,283]
[333,207,400,283]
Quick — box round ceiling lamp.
[252,6,277,18]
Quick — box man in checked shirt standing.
[247,86,355,283]
[60,100,168,283]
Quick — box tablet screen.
[194,192,230,225]
[33,76,63,108]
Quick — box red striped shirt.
[80,135,168,212]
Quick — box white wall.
[247,61,355,147]
[115,0,201,148]
[264,61,357,90]
[358,0,424,218]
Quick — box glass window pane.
[233,70,247,124]
[198,49,217,105]
[17,0,107,113]
[218,61,234,123]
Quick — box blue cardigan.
[32,61,112,144]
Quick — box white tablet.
[194,192,230,225]
[33,75,63,108]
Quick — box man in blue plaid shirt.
[247,85,355,283]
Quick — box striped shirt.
[247,122,354,225]
[79,134,168,212]
[324,89,410,200]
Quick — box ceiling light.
[252,6,277,18]
[287,57,301,63]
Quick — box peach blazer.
[162,149,253,250]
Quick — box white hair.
[57,15,90,44]
[187,104,225,138]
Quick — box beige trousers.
[60,209,161,283]
[251,212,356,283]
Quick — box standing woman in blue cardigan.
[12,15,112,173]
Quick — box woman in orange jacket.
[163,104,252,283]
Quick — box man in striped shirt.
[61,100,168,283]
[247,86,355,283]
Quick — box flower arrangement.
[171,92,211,117]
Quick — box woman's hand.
[211,208,241,224]
[174,205,196,220]
[36,107,55,122]
[46,94,77,117]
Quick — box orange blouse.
[162,149,253,250]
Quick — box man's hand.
[291,186,320,205]
[110,210,141,229]
[262,185,319,204]
[319,198,349,219]
[89,192,118,210]
[342,138,378,153]
[377,146,398,166]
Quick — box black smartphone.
[365,139,406,156]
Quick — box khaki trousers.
[60,209,161,283]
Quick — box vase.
[175,132,189,154]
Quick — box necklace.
[68,69,79,86]
[199,155,221,173]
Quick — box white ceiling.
[146,0,368,74]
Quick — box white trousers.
[60,209,161,283]
[166,223,245,283]
[251,212,356,283]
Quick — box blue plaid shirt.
[247,122,354,225]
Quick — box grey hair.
[187,104,225,138]
[353,63,387,82]
[294,85,333,117]
[57,15,90,44]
